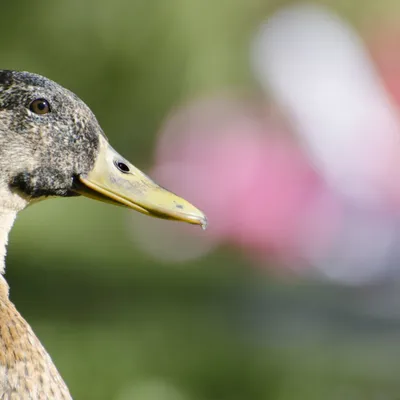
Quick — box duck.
[0,70,206,399]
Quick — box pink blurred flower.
[130,97,340,268]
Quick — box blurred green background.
[3,1,400,399]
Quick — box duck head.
[0,70,206,227]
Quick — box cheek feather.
[10,168,76,198]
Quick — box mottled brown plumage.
[0,279,71,399]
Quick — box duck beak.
[75,136,207,229]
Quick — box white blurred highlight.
[249,3,400,283]
[252,4,400,206]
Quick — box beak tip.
[186,207,207,230]
[201,215,208,230]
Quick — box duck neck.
[0,209,17,273]
[0,184,28,297]
[0,209,17,297]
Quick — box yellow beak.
[75,136,207,228]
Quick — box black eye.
[29,98,50,115]
[115,161,130,173]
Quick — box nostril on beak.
[114,161,130,173]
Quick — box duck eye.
[115,161,130,173]
[29,98,50,115]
